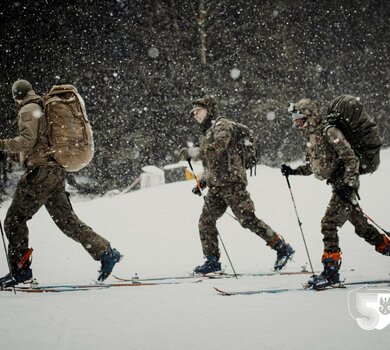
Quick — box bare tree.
[198,0,207,65]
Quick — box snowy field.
[1,149,390,350]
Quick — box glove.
[188,146,200,159]
[191,178,207,196]
[281,164,296,176]
[333,185,355,202]
[192,186,202,196]
[178,147,201,161]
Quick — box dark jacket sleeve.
[294,150,313,176]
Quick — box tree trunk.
[198,0,207,65]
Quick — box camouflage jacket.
[196,117,247,187]
[0,91,57,168]
[295,123,360,188]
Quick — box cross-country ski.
[214,279,390,296]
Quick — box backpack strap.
[19,96,42,109]
[322,123,333,139]
[212,116,235,172]
[323,118,362,161]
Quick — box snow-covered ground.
[1,150,390,350]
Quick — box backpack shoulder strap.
[19,96,42,108]
[213,116,232,127]
[322,123,333,137]
[212,117,236,139]
[211,117,236,171]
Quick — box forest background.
[0,0,389,194]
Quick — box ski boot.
[193,255,221,275]
[306,251,342,290]
[98,247,122,281]
[0,248,34,289]
[268,235,295,270]
[375,235,390,256]
[0,266,33,289]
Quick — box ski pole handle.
[187,159,203,195]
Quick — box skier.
[282,97,389,289]
[180,95,294,274]
[0,79,121,288]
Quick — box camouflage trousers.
[321,191,383,252]
[198,184,276,258]
[4,165,110,270]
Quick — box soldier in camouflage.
[282,98,389,288]
[181,95,294,274]
[0,80,121,289]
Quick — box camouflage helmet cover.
[295,98,321,117]
[190,95,218,118]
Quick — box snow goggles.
[288,103,307,123]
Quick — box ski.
[113,271,233,282]
[10,285,108,293]
[113,270,312,283]
[214,279,390,296]
[0,279,198,293]
[343,279,390,286]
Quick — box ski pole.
[354,206,390,237]
[225,211,239,222]
[0,219,16,294]
[284,174,315,275]
[187,159,238,278]
[340,194,390,238]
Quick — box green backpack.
[324,95,383,174]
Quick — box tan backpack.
[42,85,94,172]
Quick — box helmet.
[190,95,218,118]
[295,98,321,117]
[12,79,33,100]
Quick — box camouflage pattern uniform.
[294,99,384,253]
[195,117,278,259]
[0,89,110,272]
